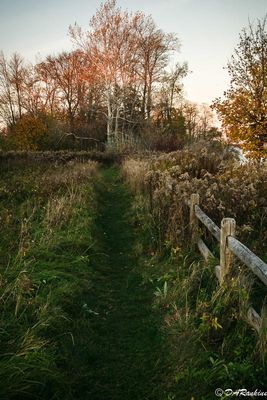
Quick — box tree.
[9,53,26,119]
[25,62,59,116]
[0,1,187,150]
[40,51,87,129]
[10,114,48,150]
[156,62,188,124]
[213,16,267,159]
[197,103,218,139]
[134,15,179,120]
[0,52,16,126]
[70,0,140,144]
[0,52,29,126]
[182,101,199,139]
[69,0,182,146]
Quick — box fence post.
[220,218,236,282]
[190,193,199,244]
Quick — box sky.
[0,0,266,105]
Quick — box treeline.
[0,0,219,152]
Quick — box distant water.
[228,146,248,164]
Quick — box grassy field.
[0,157,266,399]
[0,161,98,399]
[0,163,171,399]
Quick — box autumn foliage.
[0,2,266,156]
[0,0,192,150]
[213,17,267,159]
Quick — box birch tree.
[70,0,140,144]
[69,0,182,145]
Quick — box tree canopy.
[213,16,267,159]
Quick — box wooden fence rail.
[189,193,267,333]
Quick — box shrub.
[123,144,267,255]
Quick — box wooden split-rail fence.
[189,193,267,333]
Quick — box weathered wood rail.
[189,193,267,333]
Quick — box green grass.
[79,167,171,399]
[0,162,98,399]
[130,191,267,399]
[1,162,266,400]
[0,164,172,399]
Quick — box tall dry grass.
[0,160,98,399]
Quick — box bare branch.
[57,132,103,145]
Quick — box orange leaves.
[12,115,47,150]
[212,17,267,159]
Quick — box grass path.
[74,167,170,399]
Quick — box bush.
[123,144,267,255]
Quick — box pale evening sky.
[0,0,266,105]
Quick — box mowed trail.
[74,167,170,400]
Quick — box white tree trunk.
[106,89,113,146]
